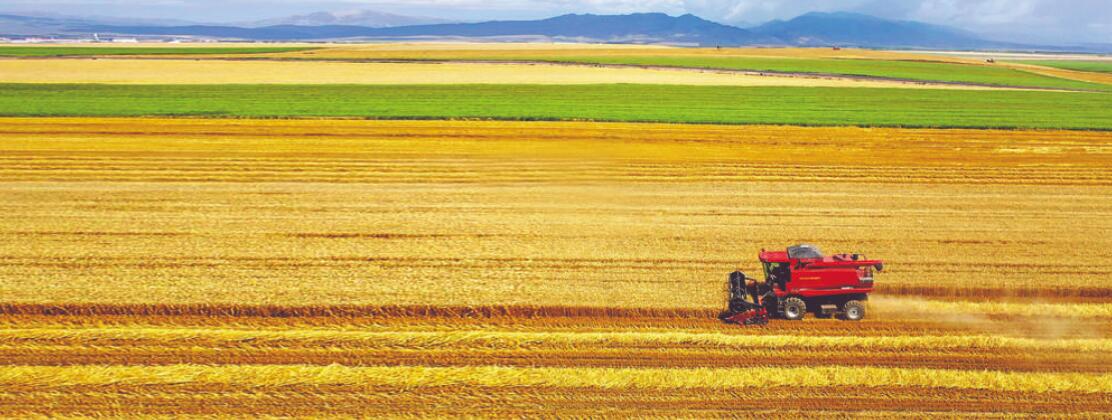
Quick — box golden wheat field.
[2,117,1112,416]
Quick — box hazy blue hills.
[3,11,1105,52]
[356,13,777,45]
[73,13,777,46]
[0,13,192,36]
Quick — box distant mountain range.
[0,13,196,36]
[62,13,778,46]
[1,11,1105,52]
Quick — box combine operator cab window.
[764,262,789,291]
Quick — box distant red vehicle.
[721,244,883,325]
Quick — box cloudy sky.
[2,0,1109,44]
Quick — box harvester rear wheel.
[842,300,866,321]
[783,297,806,321]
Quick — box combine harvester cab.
[723,244,883,325]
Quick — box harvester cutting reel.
[719,306,770,326]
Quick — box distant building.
[112,38,140,43]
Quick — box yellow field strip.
[4,327,1110,352]
[1001,62,1112,86]
[0,58,1019,89]
[1,365,1109,394]
[3,118,1109,166]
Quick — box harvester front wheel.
[842,300,866,321]
[783,298,806,321]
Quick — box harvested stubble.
[5,327,1112,354]
[1,118,1110,307]
[12,312,1109,340]
[0,59,1009,90]
[2,365,1110,394]
[3,117,1112,416]
[3,322,1108,373]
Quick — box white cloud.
[684,0,871,24]
[909,0,1037,25]
[686,0,1111,44]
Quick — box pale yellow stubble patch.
[0,58,1027,89]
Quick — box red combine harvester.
[720,244,883,326]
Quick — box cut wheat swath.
[4,328,1112,352]
[2,365,1110,394]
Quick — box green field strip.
[2,83,1109,130]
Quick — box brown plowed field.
[2,118,1110,415]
